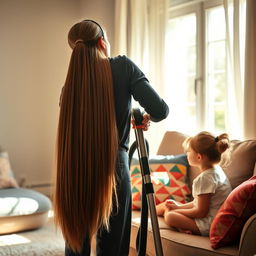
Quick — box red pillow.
[210,176,256,249]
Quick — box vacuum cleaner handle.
[131,108,164,256]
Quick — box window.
[164,0,246,137]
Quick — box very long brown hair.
[54,20,118,252]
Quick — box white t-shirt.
[192,165,232,236]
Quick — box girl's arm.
[165,200,194,210]
[173,194,212,218]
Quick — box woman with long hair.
[54,19,169,256]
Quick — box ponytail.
[54,31,118,252]
[215,133,229,154]
[184,131,230,164]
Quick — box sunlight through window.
[206,6,227,133]
[165,13,197,134]
[0,234,31,246]
[48,209,54,218]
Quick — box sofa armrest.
[156,131,201,189]
[157,131,188,155]
[238,213,256,256]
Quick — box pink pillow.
[210,176,256,249]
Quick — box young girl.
[156,131,232,236]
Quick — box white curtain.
[129,0,149,72]
[114,0,148,64]
[223,0,246,139]
[243,0,256,139]
[147,0,168,95]
[114,0,168,153]
[114,0,167,93]
[113,0,129,57]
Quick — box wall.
[0,0,115,194]
[78,0,116,51]
[0,0,165,194]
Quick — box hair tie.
[215,136,219,143]
[75,39,84,45]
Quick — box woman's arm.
[127,57,169,121]
[173,194,212,218]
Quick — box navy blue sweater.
[110,55,169,151]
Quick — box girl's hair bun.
[216,133,230,153]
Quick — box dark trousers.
[65,150,131,256]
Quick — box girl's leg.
[156,199,180,216]
[164,211,201,235]
[156,202,167,216]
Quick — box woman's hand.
[142,114,150,131]
[131,113,151,131]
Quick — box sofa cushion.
[210,176,256,249]
[0,148,18,189]
[220,140,256,189]
[130,154,191,210]
[131,210,238,256]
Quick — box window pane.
[207,7,226,41]
[206,6,227,133]
[214,106,225,132]
[214,73,226,102]
[165,13,197,133]
[188,45,196,73]
[208,42,226,72]
[187,75,196,102]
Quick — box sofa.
[129,131,256,256]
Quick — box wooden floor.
[0,217,64,255]
[0,217,98,256]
